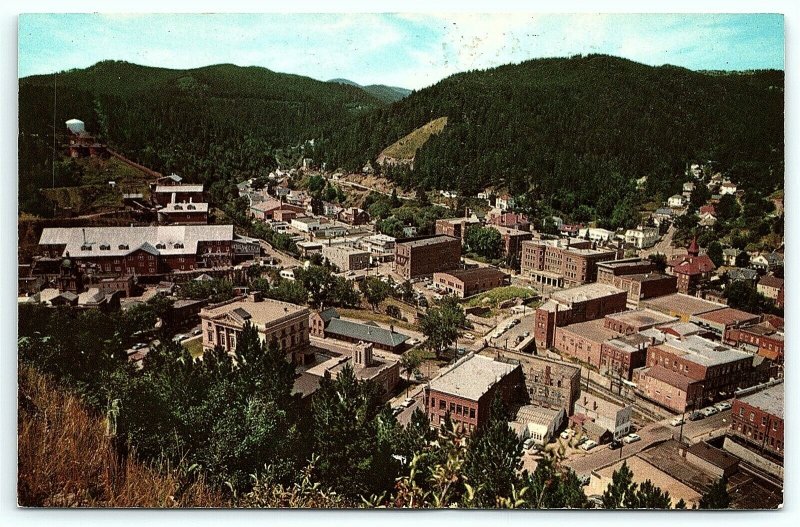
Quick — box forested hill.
[316,54,784,208]
[19,61,386,215]
[328,79,412,103]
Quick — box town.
[17,115,784,509]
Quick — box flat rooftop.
[481,347,580,381]
[322,244,370,255]
[738,383,784,419]
[605,308,678,329]
[604,333,655,354]
[641,293,726,316]
[576,391,628,416]
[201,298,309,328]
[429,353,519,401]
[550,283,625,305]
[655,335,752,367]
[692,307,760,326]
[435,267,509,281]
[559,319,619,343]
[597,258,653,270]
[397,235,459,248]
[154,184,204,193]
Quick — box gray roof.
[429,353,519,401]
[319,308,340,323]
[325,318,409,348]
[738,384,783,419]
[659,335,752,367]
[154,184,203,193]
[38,225,233,258]
[397,235,459,248]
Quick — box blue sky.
[19,13,784,89]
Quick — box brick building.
[666,238,717,295]
[486,211,531,231]
[596,258,656,284]
[424,353,524,433]
[603,308,678,335]
[435,217,481,240]
[157,201,209,225]
[690,307,760,340]
[600,333,656,380]
[199,295,311,364]
[322,244,371,272]
[534,283,628,350]
[602,272,677,307]
[726,321,784,364]
[521,238,617,288]
[636,335,756,412]
[305,341,399,401]
[641,293,726,322]
[488,225,533,260]
[37,225,238,276]
[433,267,509,298]
[152,184,205,207]
[728,384,784,459]
[483,348,580,415]
[554,320,617,368]
[394,235,461,280]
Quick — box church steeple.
[687,236,700,257]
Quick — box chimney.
[171,192,176,204]
[248,291,262,302]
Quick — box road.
[640,224,681,259]
[257,239,303,268]
[564,408,732,475]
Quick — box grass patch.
[182,337,205,359]
[465,286,536,308]
[337,308,419,333]
[378,116,448,160]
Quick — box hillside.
[19,61,387,216]
[377,116,447,167]
[316,55,784,215]
[329,78,411,103]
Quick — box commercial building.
[199,295,311,364]
[358,234,396,262]
[433,267,509,298]
[554,319,619,368]
[486,211,530,231]
[37,225,238,276]
[605,273,678,307]
[521,238,617,288]
[435,217,481,240]
[152,184,204,207]
[337,207,370,226]
[726,321,784,364]
[574,392,633,441]
[424,352,524,433]
[600,333,656,380]
[483,348,580,415]
[158,200,209,225]
[311,309,410,353]
[640,293,726,322]
[304,341,399,401]
[322,244,371,272]
[513,405,566,445]
[603,309,678,335]
[534,283,628,350]
[757,275,784,307]
[728,384,784,459]
[394,235,461,280]
[690,307,760,339]
[624,226,660,249]
[596,258,656,284]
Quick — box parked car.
[669,415,685,427]
[578,474,591,486]
[402,398,415,408]
[192,328,202,336]
[580,440,598,451]
[623,433,641,444]
[575,435,589,446]
[701,406,719,417]
[392,406,403,416]
[560,429,574,440]
[464,333,476,340]
[715,401,732,412]
[522,438,536,451]
[608,440,622,450]
[689,411,705,422]
[172,333,187,342]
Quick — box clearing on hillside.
[376,116,448,168]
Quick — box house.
[495,194,516,211]
[699,204,717,217]
[720,181,738,195]
[750,252,784,273]
[424,353,524,433]
[698,212,717,228]
[337,207,370,226]
[682,181,696,196]
[578,227,615,243]
[722,248,743,267]
[624,227,660,249]
[726,267,759,284]
[199,294,311,365]
[757,275,784,307]
[652,208,674,226]
[667,194,686,208]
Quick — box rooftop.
[605,308,678,330]
[605,333,656,354]
[515,405,563,427]
[325,318,409,348]
[397,235,460,248]
[692,307,760,327]
[38,225,234,258]
[597,258,654,270]
[559,319,619,343]
[154,184,204,193]
[655,335,752,368]
[201,298,309,329]
[686,442,740,471]
[429,353,520,401]
[575,391,628,416]
[435,267,509,282]
[305,349,398,382]
[550,283,625,305]
[641,293,726,316]
[483,348,580,382]
[322,244,370,255]
[646,364,697,391]
[738,383,784,419]
[758,274,784,289]
[160,201,209,213]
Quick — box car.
[688,411,705,422]
[392,406,403,416]
[622,433,641,444]
[464,333,476,340]
[580,440,598,451]
[172,333,187,342]
[701,406,719,417]
[669,415,685,427]
[715,401,732,412]
[608,440,622,450]
[192,328,202,336]
[522,438,536,450]
[560,430,572,440]
[413,372,424,381]
[402,398,415,408]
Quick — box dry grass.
[378,116,448,160]
[17,365,227,508]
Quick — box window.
[450,402,455,413]
[456,404,462,415]
[439,400,445,410]
[431,398,436,408]
[469,408,476,419]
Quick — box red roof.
[699,205,717,216]
[667,254,716,276]
[758,274,784,290]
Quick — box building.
[603,309,678,335]
[726,321,784,364]
[574,392,633,441]
[64,119,108,158]
[600,333,656,380]
[322,244,371,272]
[727,384,783,459]
[624,227,660,249]
[641,293,726,322]
[358,234,396,262]
[668,194,687,208]
[424,353,524,432]
[554,319,619,368]
[433,267,509,298]
[337,207,370,226]
[249,198,306,221]
[199,295,311,365]
[37,225,238,276]
[486,211,530,231]
[488,225,533,260]
[666,238,717,295]
[604,272,677,307]
[484,348,580,415]
[158,200,209,225]
[297,241,324,257]
[305,341,399,401]
[750,253,783,273]
[727,267,759,284]
[757,275,784,307]
[435,217,481,240]
[534,283,628,350]
[309,307,340,338]
[690,307,760,339]
[315,311,409,353]
[722,248,742,267]
[394,235,461,280]
[513,405,566,445]
[521,238,617,288]
[89,274,137,297]
[596,258,655,284]
[152,184,204,207]
[291,217,325,233]
[719,181,738,195]
[637,335,756,412]
[495,194,516,211]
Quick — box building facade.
[322,244,371,272]
[521,238,617,288]
[433,267,509,298]
[728,384,784,459]
[394,235,461,280]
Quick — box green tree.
[361,277,392,312]
[462,396,522,507]
[601,460,636,509]
[524,456,587,509]
[419,296,466,358]
[648,253,668,273]
[707,241,724,267]
[464,225,502,260]
[399,351,423,396]
[699,477,731,509]
[716,194,740,223]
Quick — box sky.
[18,13,785,90]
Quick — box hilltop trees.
[601,461,674,509]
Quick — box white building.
[514,405,566,446]
[574,392,632,441]
[359,233,396,262]
[624,226,660,249]
[291,217,323,233]
[578,227,615,243]
[496,194,516,211]
[667,194,687,208]
[720,181,738,195]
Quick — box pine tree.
[699,477,731,509]
[601,460,636,509]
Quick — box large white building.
[624,226,660,249]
